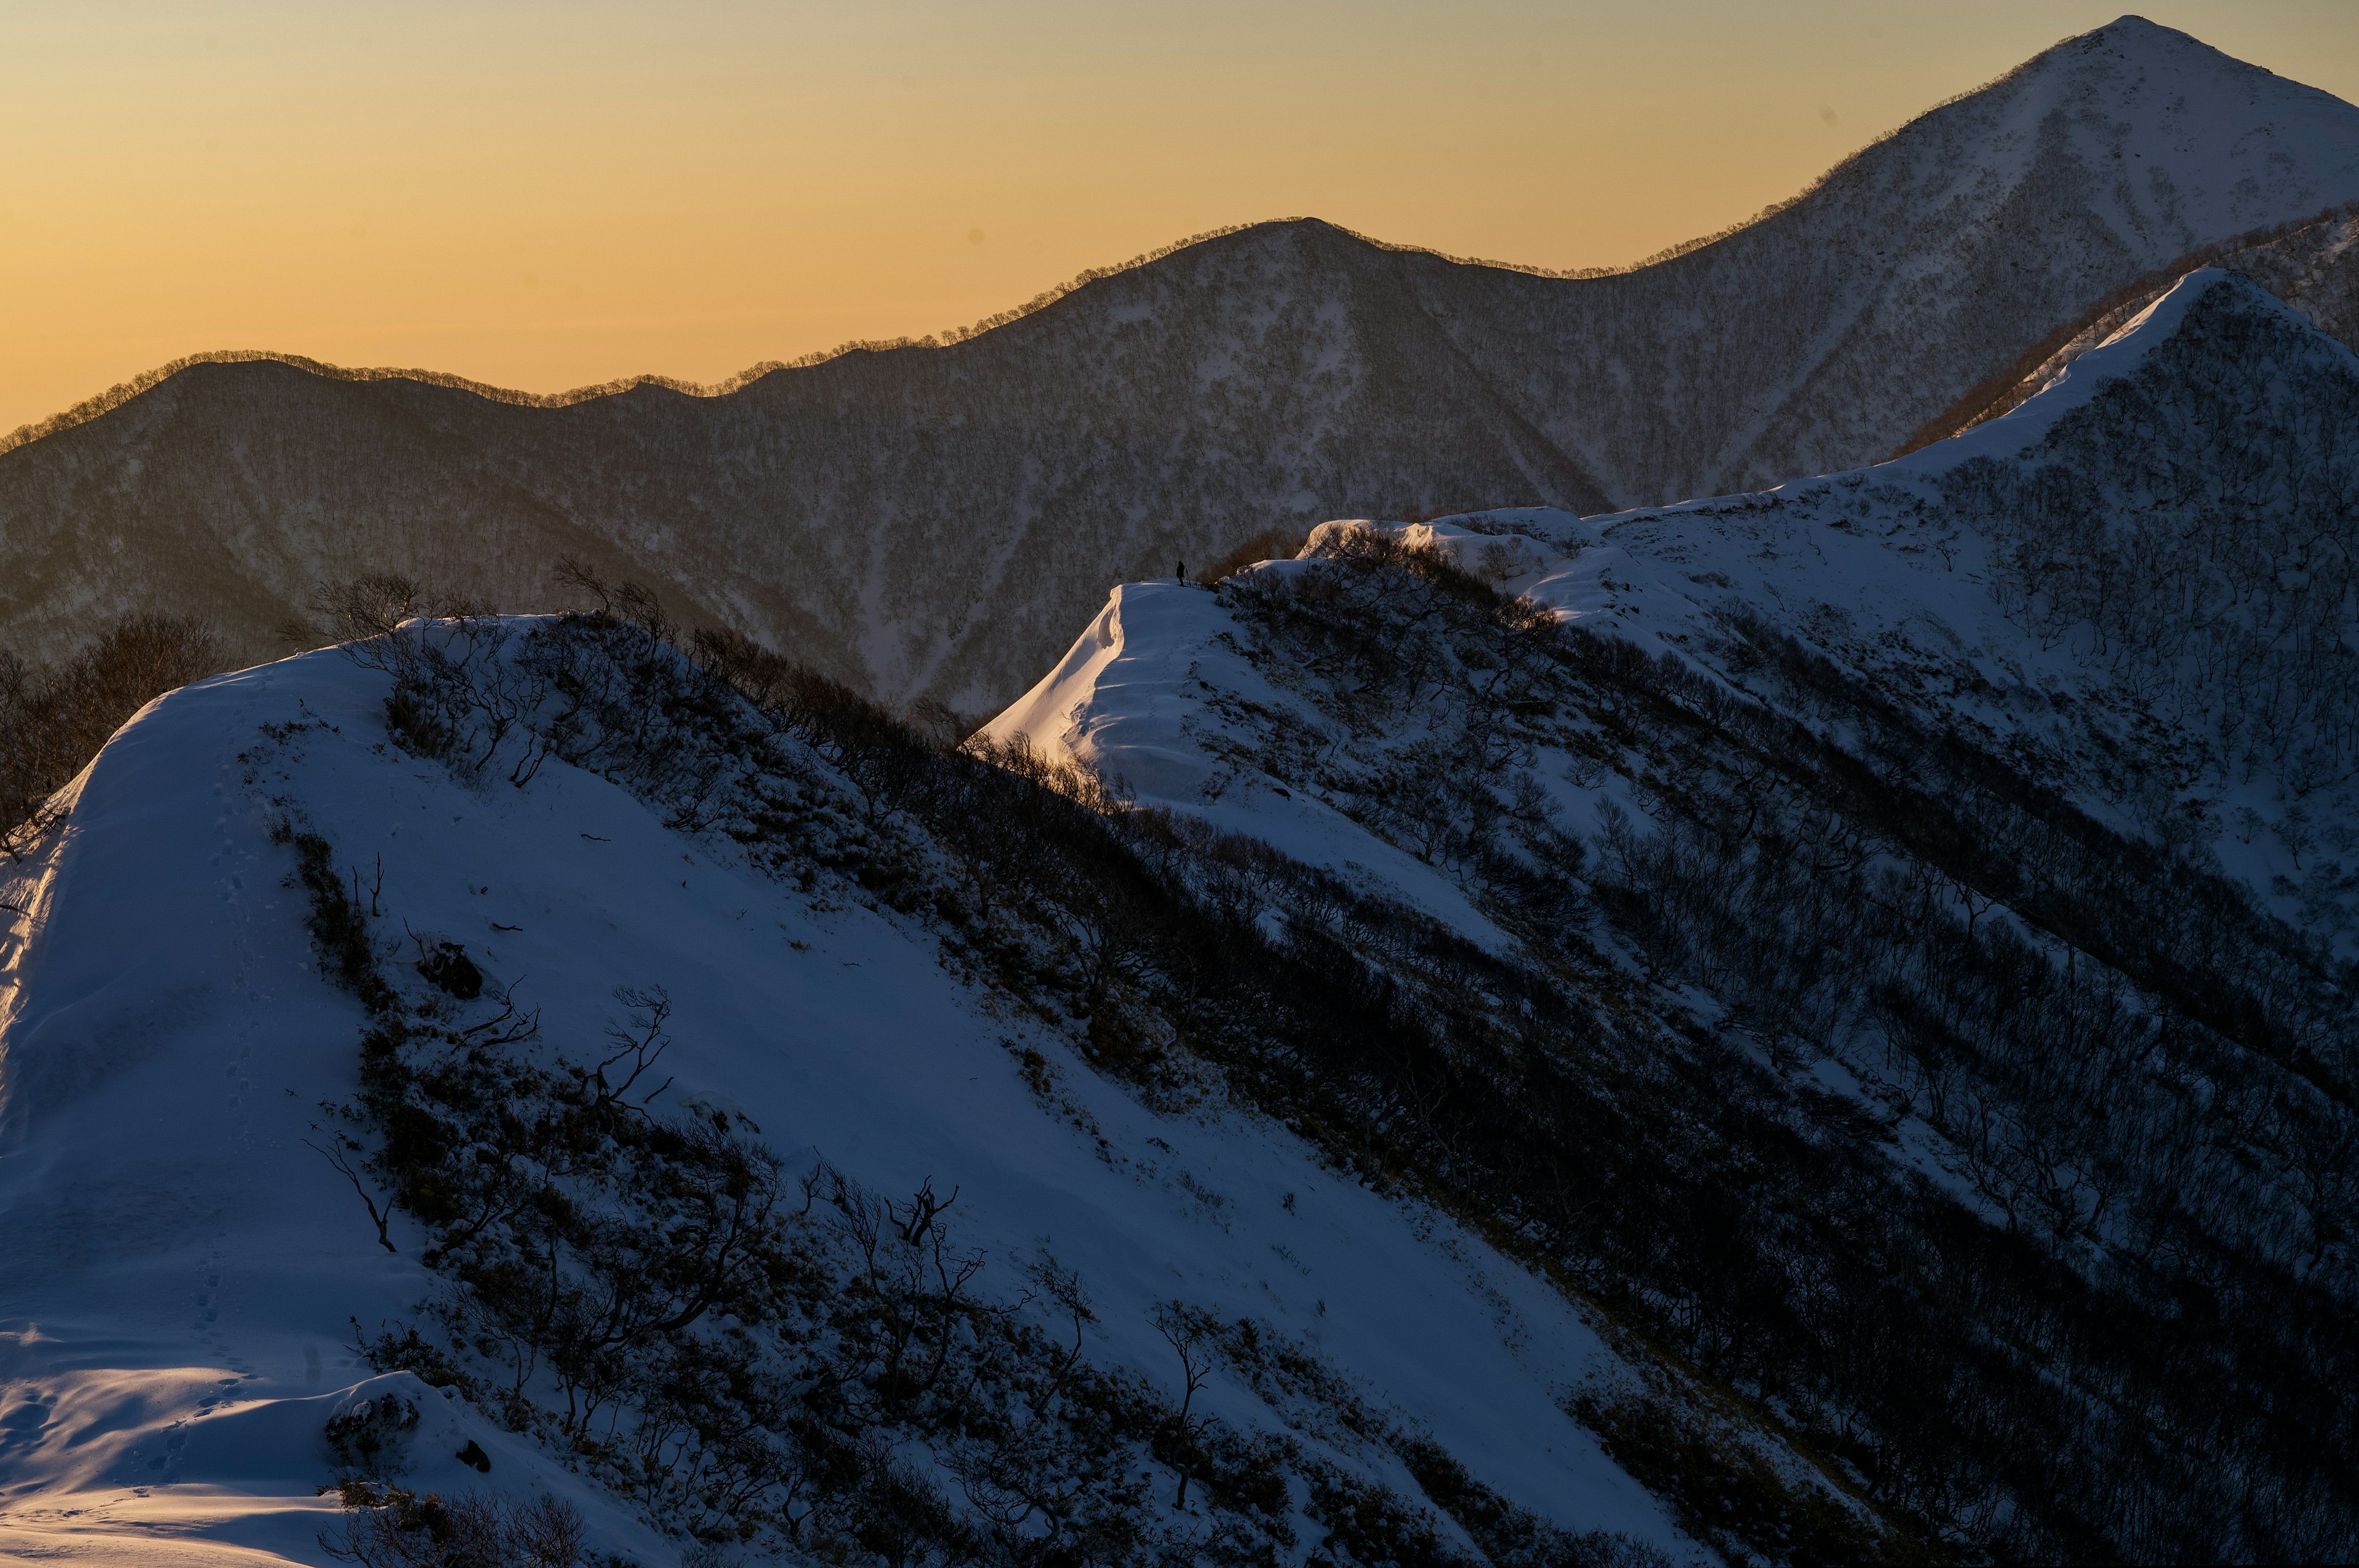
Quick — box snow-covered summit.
[1984,15,2359,234]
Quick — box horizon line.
[0,18,2227,462]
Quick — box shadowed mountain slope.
[1909,201,2359,446]
[0,228,1602,709]
[985,268,2359,1562]
[6,17,2358,713]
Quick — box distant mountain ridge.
[6,15,2359,713]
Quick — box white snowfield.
[987,267,2359,953]
[0,643,1685,1558]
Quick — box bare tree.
[1151,1301,1216,1511]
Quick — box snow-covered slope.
[0,632,1694,1564]
[997,267,2359,947]
[987,266,2359,1562]
[5,19,2356,716]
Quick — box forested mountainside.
[6,17,2358,714]
[987,269,2359,1562]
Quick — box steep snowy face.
[1878,266,2359,915]
[0,624,1715,1564]
[4,20,2354,718]
[985,266,2359,1564]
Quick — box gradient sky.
[6,1,2356,435]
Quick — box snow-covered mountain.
[7,265,2356,1566]
[1398,17,2359,502]
[8,19,2359,1562]
[0,617,1713,1562]
[6,17,2358,715]
[1909,200,2359,447]
[7,265,2358,1568]
[988,267,2359,1561]
[998,265,2359,948]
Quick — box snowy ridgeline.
[3,263,2358,1566]
[5,18,2359,720]
[987,269,2359,1561]
[0,612,1704,1562]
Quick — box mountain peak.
[2058,14,2274,70]
[2019,10,2349,111]
[2084,14,2202,47]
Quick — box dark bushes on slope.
[0,610,224,851]
[323,1479,586,1568]
[1942,277,2359,795]
[308,895,1315,1561]
[1201,537,2359,1562]
[1565,622,2359,1562]
[321,559,2359,1561]
[273,617,1672,1567]
[399,582,1917,1566]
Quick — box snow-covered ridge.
[6,260,2357,1564]
[1906,203,2359,450]
[984,262,2359,1558]
[1899,265,2341,470]
[0,630,1693,1564]
[1003,266,2359,937]
[1901,268,2246,470]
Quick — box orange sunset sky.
[6,1,2356,437]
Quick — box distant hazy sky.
[4,2,2355,432]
